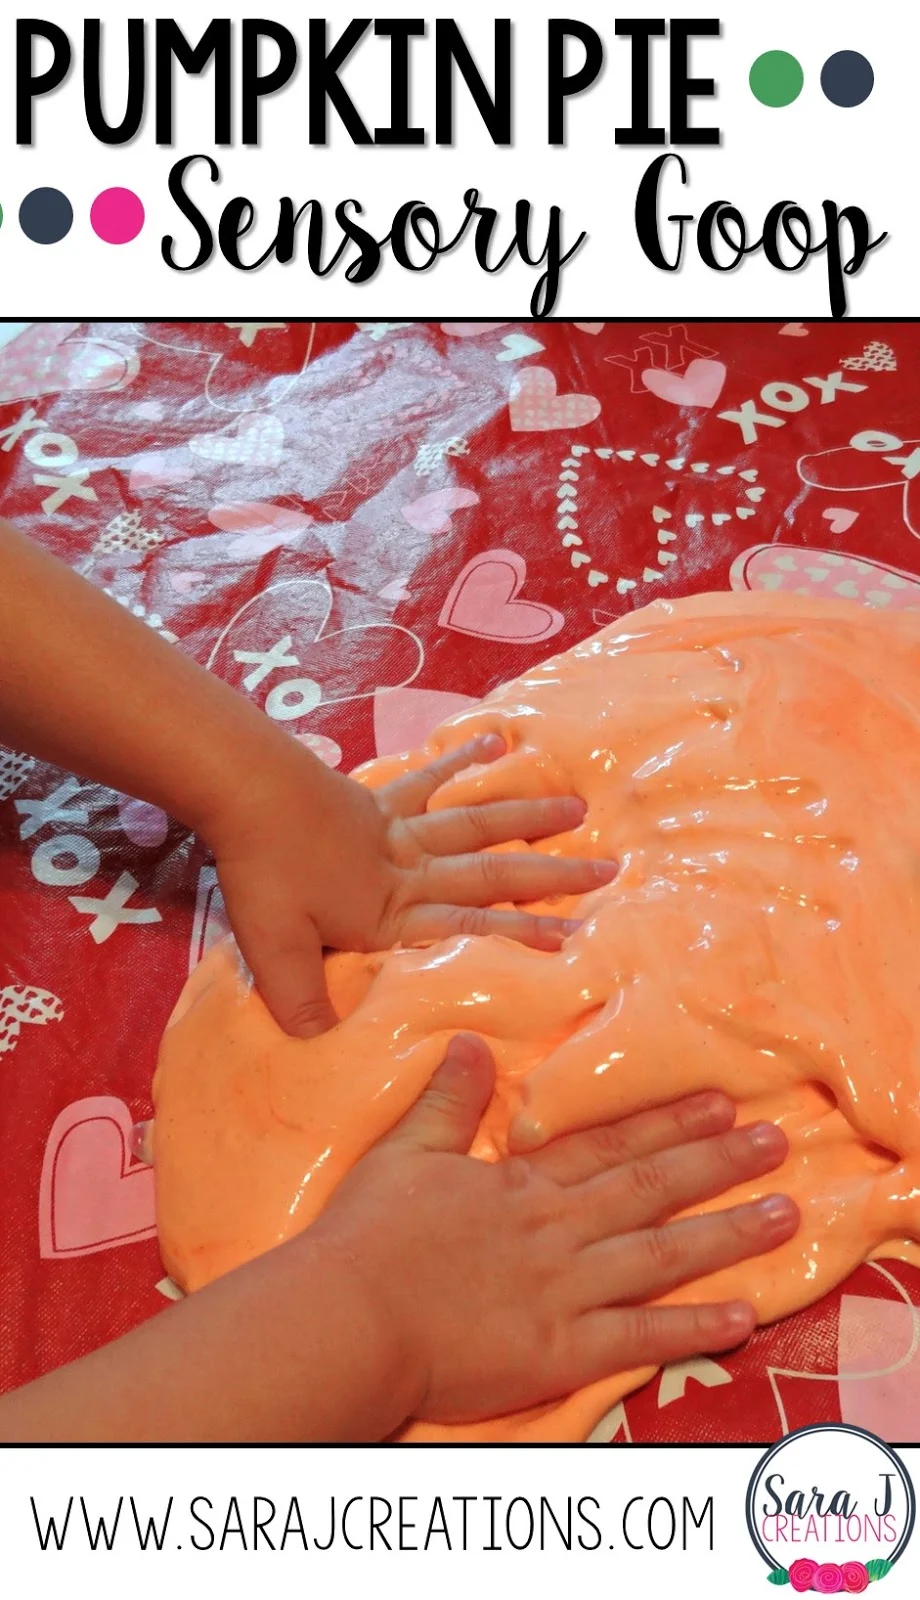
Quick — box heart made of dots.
[553,444,760,598]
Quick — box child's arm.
[0,1040,797,1441]
[0,522,614,1035]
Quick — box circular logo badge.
[746,1424,915,1591]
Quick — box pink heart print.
[39,1096,157,1257]
[509,368,602,432]
[0,984,63,1056]
[439,549,566,643]
[400,488,480,535]
[841,341,897,373]
[730,544,920,610]
[641,359,727,409]
[574,323,604,335]
[822,508,860,535]
[129,451,197,493]
[189,413,285,468]
[0,323,139,406]
[208,501,313,558]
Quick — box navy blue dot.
[821,51,874,108]
[19,187,73,244]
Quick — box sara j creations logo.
[746,1425,916,1593]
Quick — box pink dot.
[91,187,145,245]
[118,797,169,847]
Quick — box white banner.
[1,1440,918,1598]
[0,0,910,318]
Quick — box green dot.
[749,50,804,107]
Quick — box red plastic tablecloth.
[1,318,919,1444]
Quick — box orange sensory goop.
[152,591,920,1441]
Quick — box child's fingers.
[572,1299,757,1386]
[384,1034,496,1156]
[411,795,585,855]
[235,915,337,1040]
[571,1193,799,1311]
[519,1093,737,1182]
[571,1121,789,1245]
[399,903,583,951]
[380,734,509,818]
[415,850,617,908]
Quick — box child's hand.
[0,1035,798,1443]
[0,524,609,1042]
[306,1035,799,1430]
[211,733,615,1037]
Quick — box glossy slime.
[152,591,920,1441]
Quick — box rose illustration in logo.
[774,1561,880,1592]
[814,1565,846,1594]
[789,1560,820,1592]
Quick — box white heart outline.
[797,438,920,540]
[128,322,316,418]
[205,576,424,714]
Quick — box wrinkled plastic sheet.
[1,318,918,1444]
